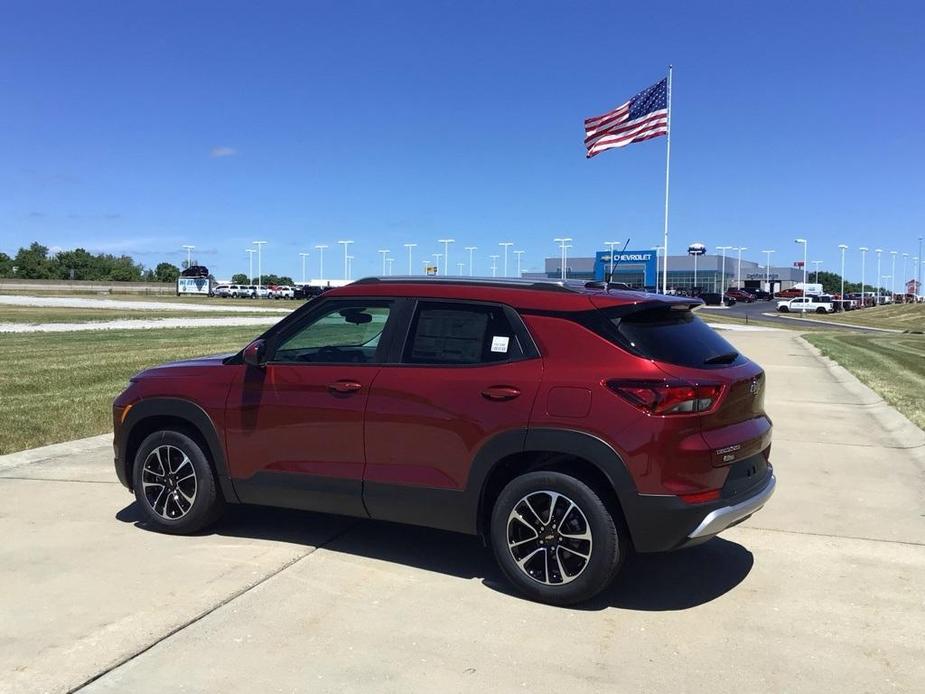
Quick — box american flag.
[584,78,669,158]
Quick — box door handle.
[328,380,363,393]
[481,386,521,401]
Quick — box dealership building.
[528,249,806,293]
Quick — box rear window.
[604,306,744,368]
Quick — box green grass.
[805,333,925,430]
[0,327,262,454]
[808,303,925,332]
[0,305,288,323]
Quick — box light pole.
[433,253,442,274]
[811,260,822,284]
[890,250,897,298]
[404,243,417,275]
[882,275,891,302]
[299,251,310,283]
[489,254,499,278]
[437,239,455,275]
[378,249,390,276]
[337,240,353,281]
[514,250,525,278]
[386,257,394,276]
[795,239,808,301]
[346,255,354,280]
[902,253,909,299]
[915,236,925,294]
[457,262,465,275]
[734,247,747,289]
[716,246,732,293]
[859,247,868,305]
[605,240,620,281]
[181,244,195,269]
[499,242,513,277]
[422,259,431,275]
[652,245,665,289]
[838,245,848,299]
[245,249,255,284]
[465,246,477,276]
[875,249,883,305]
[253,241,267,289]
[762,250,775,293]
[315,244,328,282]
[554,237,572,280]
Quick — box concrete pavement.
[1,329,923,693]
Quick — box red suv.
[113,278,775,605]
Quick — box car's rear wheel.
[490,471,623,605]
[816,307,826,314]
[132,430,224,534]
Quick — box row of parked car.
[212,284,328,300]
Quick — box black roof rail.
[351,276,576,293]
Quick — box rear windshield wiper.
[704,351,739,365]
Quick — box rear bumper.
[687,473,775,540]
[621,460,775,553]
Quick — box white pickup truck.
[268,285,295,300]
[777,296,835,314]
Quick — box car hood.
[131,353,236,381]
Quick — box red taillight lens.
[678,489,722,504]
[607,379,724,415]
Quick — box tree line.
[0,242,297,285]
[0,242,184,283]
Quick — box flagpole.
[661,64,673,294]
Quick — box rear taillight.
[607,379,724,415]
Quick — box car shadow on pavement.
[117,502,753,612]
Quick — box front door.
[224,299,397,516]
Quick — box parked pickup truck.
[777,296,835,314]
[268,285,295,299]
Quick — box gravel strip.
[0,294,290,314]
[0,317,280,333]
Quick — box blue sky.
[1,0,923,282]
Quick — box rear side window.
[604,306,744,368]
[404,302,525,365]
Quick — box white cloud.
[210,146,237,158]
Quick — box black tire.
[816,307,826,314]
[132,430,224,534]
[490,471,624,606]
[779,306,789,312]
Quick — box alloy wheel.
[141,445,198,520]
[507,490,593,585]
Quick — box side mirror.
[243,339,267,367]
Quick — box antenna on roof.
[607,239,632,284]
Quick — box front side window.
[404,302,524,365]
[274,301,392,363]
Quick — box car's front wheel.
[132,430,225,534]
[490,471,624,606]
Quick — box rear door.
[362,300,542,528]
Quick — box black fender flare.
[465,427,638,536]
[118,397,239,502]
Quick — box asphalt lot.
[1,329,923,693]
[707,296,885,332]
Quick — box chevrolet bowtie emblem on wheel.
[749,379,760,396]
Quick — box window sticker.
[490,335,510,353]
